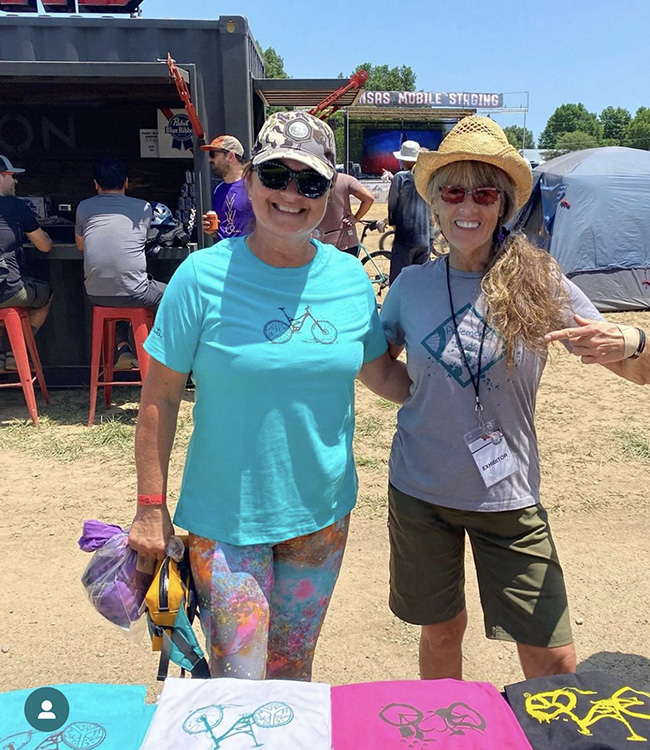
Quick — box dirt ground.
[2,205,650,701]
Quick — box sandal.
[114,349,139,370]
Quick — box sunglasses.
[209,149,229,158]
[255,161,331,199]
[439,185,502,206]
[1,172,17,180]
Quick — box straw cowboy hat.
[414,116,533,210]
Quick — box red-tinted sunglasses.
[439,185,501,206]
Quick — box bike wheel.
[378,229,395,252]
[361,249,391,305]
[311,319,338,344]
[263,319,292,343]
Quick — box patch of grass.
[1,388,198,468]
[1,414,136,464]
[356,455,383,469]
[616,429,650,462]
[355,491,388,519]
[355,414,382,438]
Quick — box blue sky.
[141,0,649,144]
[9,0,647,142]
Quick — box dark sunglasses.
[255,160,331,199]
[439,185,502,206]
[209,149,229,158]
[1,172,17,180]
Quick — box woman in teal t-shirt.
[128,112,410,681]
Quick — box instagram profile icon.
[24,687,70,732]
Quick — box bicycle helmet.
[151,201,175,227]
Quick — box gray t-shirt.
[380,256,603,512]
[75,193,152,297]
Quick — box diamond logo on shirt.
[421,303,504,388]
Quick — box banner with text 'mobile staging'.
[356,91,504,108]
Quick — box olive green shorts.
[387,483,573,647]
[0,278,51,309]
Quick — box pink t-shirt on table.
[331,679,533,749]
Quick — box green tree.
[254,42,289,78]
[329,64,416,162]
[600,106,631,145]
[329,111,345,165]
[538,103,602,149]
[353,63,416,91]
[503,125,536,150]
[262,46,289,79]
[624,107,650,150]
[541,130,600,160]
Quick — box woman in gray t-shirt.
[380,116,649,683]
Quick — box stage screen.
[362,128,443,175]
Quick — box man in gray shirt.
[75,159,166,368]
[388,140,431,284]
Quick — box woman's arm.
[544,314,650,385]
[347,185,375,225]
[357,351,411,404]
[128,357,189,559]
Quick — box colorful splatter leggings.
[189,515,350,681]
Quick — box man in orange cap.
[200,135,254,241]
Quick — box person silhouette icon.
[25,686,69,731]
[37,699,56,719]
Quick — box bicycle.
[263,305,337,345]
[379,225,446,257]
[319,219,391,307]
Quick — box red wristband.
[137,494,166,506]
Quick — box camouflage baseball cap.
[251,111,336,180]
[200,135,245,156]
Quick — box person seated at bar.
[75,158,166,369]
[0,155,53,371]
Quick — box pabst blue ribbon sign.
[157,109,193,159]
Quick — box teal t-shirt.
[145,237,387,545]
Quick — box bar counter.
[22,243,191,387]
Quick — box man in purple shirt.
[200,135,254,241]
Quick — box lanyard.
[446,257,488,426]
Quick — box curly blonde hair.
[426,160,570,365]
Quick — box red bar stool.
[88,306,153,427]
[0,306,50,426]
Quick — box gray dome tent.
[518,146,650,311]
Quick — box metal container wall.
[0,16,264,385]
[0,15,264,148]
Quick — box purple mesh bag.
[80,520,154,630]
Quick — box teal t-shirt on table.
[145,237,387,546]
[0,683,154,750]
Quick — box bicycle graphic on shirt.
[525,685,650,742]
[379,701,486,744]
[263,306,338,345]
[182,701,294,748]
